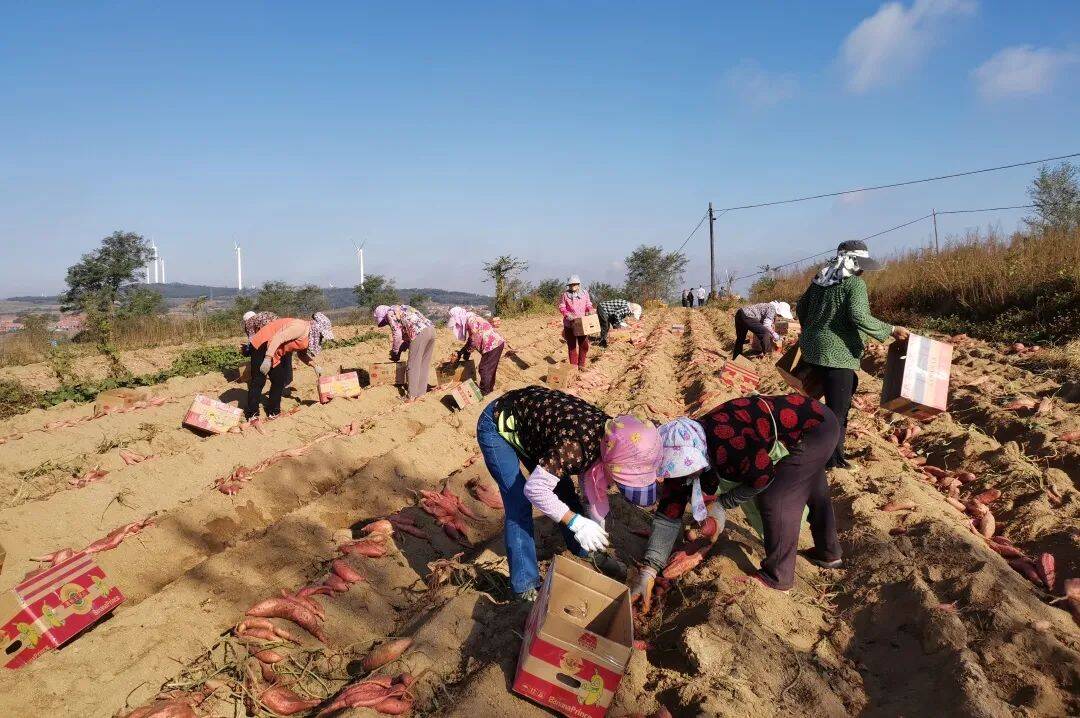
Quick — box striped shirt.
[597,299,632,322]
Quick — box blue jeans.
[477,402,588,594]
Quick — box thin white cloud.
[972,45,1079,100]
[840,0,976,93]
[724,59,798,108]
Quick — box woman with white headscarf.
[448,307,505,395]
[732,300,793,357]
[796,240,909,469]
[245,312,333,419]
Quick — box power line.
[714,153,1077,212]
[937,203,1034,215]
[672,210,709,254]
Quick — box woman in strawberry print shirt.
[632,394,840,603]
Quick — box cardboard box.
[719,355,760,394]
[318,371,362,404]
[572,314,601,337]
[182,394,244,434]
[775,344,824,399]
[449,379,484,410]
[669,324,685,335]
[435,359,478,385]
[364,361,409,387]
[546,363,578,390]
[881,334,953,420]
[514,556,633,718]
[775,320,800,336]
[0,553,124,669]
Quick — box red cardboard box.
[365,361,409,387]
[182,394,244,434]
[514,556,633,718]
[449,379,484,410]
[881,334,953,420]
[719,355,760,394]
[775,344,824,399]
[318,371,362,403]
[0,553,124,668]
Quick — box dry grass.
[751,228,1080,344]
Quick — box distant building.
[54,315,85,332]
[0,319,24,333]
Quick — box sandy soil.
[0,309,1076,717]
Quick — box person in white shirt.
[695,285,707,306]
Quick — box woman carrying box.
[795,240,909,469]
[246,313,333,419]
[476,385,661,602]
[630,394,841,608]
[558,275,594,368]
[374,304,435,399]
[448,307,505,395]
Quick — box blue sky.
[2,1,1077,297]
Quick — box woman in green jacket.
[796,240,909,468]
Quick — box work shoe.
[588,551,628,582]
[516,587,539,604]
[799,549,843,570]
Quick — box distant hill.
[7,283,492,309]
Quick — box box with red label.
[182,394,244,434]
[514,556,633,718]
[435,359,477,386]
[881,334,953,420]
[364,361,408,387]
[719,355,760,394]
[775,344,824,399]
[318,371,362,404]
[449,379,484,410]
[0,552,124,668]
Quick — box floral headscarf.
[581,415,661,517]
[307,312,334,356]
[243,311,278,340]
[448,307,469,342]
[373,305,391,326]
[657,418,709,480]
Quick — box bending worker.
[631,394,842,607]
[374,304,435,399]
[477,385,661,602]
[732,300,793,358]
[596,298,643,348]
[246,312,333,419]
[448,306,504,395]
[796,240,909,469]
[558,275,594,368]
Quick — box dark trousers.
[597,311,615,346]
[477,344,503,395]
[562,325,589,367]
[733,309,775,358]
[246,344,293,418]
[813,365,858,467]
[757,405,841,589]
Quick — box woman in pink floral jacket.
[558,275,593,368]
[449,307,505,394]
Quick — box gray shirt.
[740,302,780,339]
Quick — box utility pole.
[932,208,940,253]
[708,202,716,297]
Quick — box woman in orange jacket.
[246,312,334,418]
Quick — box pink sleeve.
[523,465,571,521]
[389,316,403,352]
[558,293,573,319]
[583,292,593,314]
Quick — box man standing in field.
[695,285,707,307]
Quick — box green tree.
[1026,161,1080,234]
[188,295,209,318]
[533,279,564,304]
[482,255,529,316]
[623,245,688,304]
[409,292,431,307]
[60,230,153,376]
[294,284,329,316]
[232,295,256,315]
[255,281,298,316]
[118,286,167,318]
[353,274,401,309]
[586,282,622,303]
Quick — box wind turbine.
[353,240,366,287]
[235,243,243,293]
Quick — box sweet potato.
[361,638,413,671]
[945,497,967,512]
[324,574,351,593]
[977,511,996,539]
[882,500,916,512]
[361,519,394,537]
[253,649,285,664]
[1008,559,1043,587]
[260,685,321,715]
[331,559,363,584]
[341,540,388,558]
[987,542,1023,559]
[975,489,1001,505]
[374,697,414,715]
[1064,579,1080,626]
[662,550,704,579]
[1037,553,1056,592]
[921,465,948,479]
[1059,431,1080,443]
[889,527,908,536]
[954,471,977,484]
[700,516,720,538]
[246,598,326,642]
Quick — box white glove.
[259,358,271,375]
[567,514,609,553]
[313,365,324,376]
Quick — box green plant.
[624,245,688,303]
[482,256,529,316]
[353,274,401,310]
[0,378,42,419]
[46,344,77,386]
[169,345,246,377]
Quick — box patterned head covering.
[306,312,334,356]
[373,305,391,326]
[657,418,709,479]
[242,311,277,340]
[449,306,469,342]
[601,415,661,506]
